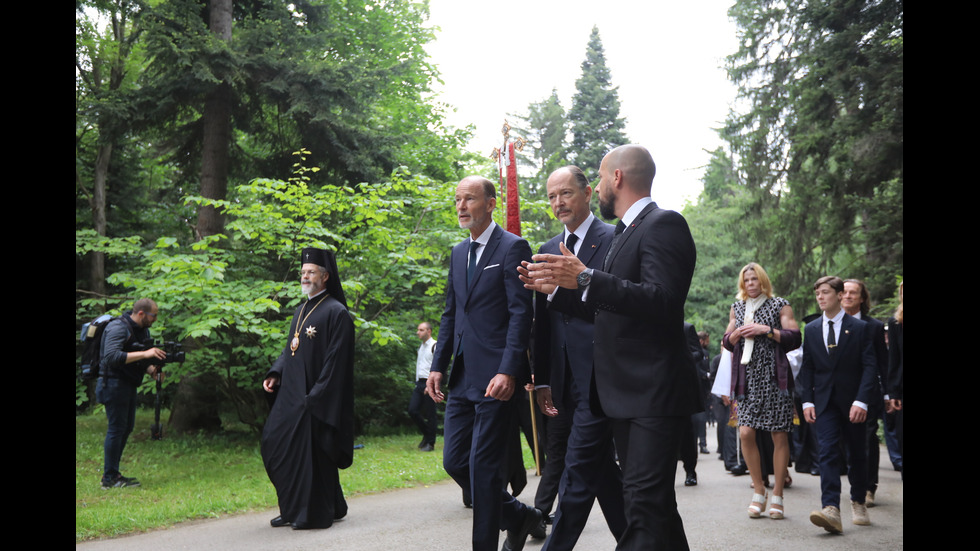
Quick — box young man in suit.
[521,145,701,551]
[426,176,540,551]
[800,276,878,534]
[523,166,626,550]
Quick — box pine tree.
[725,0,903,305]
[568,26,629,182]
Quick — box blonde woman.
[724,263,801,519]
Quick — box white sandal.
[748,491,767,518]
[768,495,784,519]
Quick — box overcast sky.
[423,0,740,212]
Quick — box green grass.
[76,409,453,542]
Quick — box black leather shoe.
[684,471,698,486]
[700,446,710,454]
[270,515,290,528]
[502,506,542,551]
[730,465,748,476]
[529,516,546,539]
[463,490,472,508]
[420,442,435,452]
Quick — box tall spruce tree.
[725,0,903,306]
[568,26,628,182]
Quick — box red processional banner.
[493,121,525,236]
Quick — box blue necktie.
[467,240,480,286]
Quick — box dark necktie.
[603,221,626,269]
[826,320,836,356]
[467,240,480,286]
[565,232,579,255]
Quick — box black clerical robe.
[261,293,354,528]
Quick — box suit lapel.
[577,218,604,267]
[832,315,857,364]
[605,202,657,270]
[465,225,502,303]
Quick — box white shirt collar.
[621,197,653,228]
[823,308,845,326]
[470,220,496,246]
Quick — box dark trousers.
[815,405,868,508]
[544,401,626,551]
[692,411,707,449]
[865,406,883,493]
[793,394,820,473]
[443,378,528,551]
[612,416,690,551]
[884,409,903,471]
[97,377,138,483]
[534,405,570,515]
[892,407,903,477]
[678,414,698,475]
[408,378,437,446]
[712,396,739,469]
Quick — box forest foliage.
[77,1,902,431]
[76,0,473,432]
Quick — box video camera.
[132,339,186,367]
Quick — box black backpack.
[79,314,115,380]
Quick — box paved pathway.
[77,430,902,550]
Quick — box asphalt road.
[77,429,903,550]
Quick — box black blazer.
[886,318,903,400]
[799,314,878,415]
[578,202,701,419]
[534,217,614,407]
[864,315,888,412]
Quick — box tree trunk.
[173,0,234,433]
[195,0,233,240]
[90,142,112,300]
[196,82,232,239]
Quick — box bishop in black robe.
[261,248,354,529]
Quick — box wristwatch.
[766,327,774,338]
[576,268,594,289]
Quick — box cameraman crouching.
[97,298,164,489]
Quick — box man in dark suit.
[800,276,878,534]
[426,176,540,551]
[841,279,888,505]
[524,166,626,550]
[678,322,706,487]
[521,145,701,551]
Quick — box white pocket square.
[484,264,500,270]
